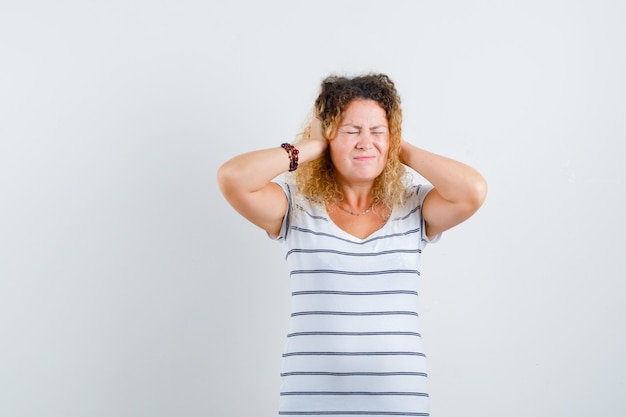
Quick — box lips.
[354,155,376,161]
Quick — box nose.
[356,132,374,149]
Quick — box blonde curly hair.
[289,73,410,209]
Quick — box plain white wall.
[1,1,625,416]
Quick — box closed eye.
[370,125,388,135]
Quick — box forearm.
[400,140,487,205]
[217,139,325,195]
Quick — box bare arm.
[400,140,488,239]
[217,117,328,237]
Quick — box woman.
[217,73,487,416]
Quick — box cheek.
[329,141,350,161]
[328,144,344,167]
[376,138,390,156]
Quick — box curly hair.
[290,73,411,209]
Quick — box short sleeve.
[267,181,292,241]
[415,184,442,245]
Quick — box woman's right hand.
[310,109,329,151]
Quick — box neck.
[335,191,375,216]
[336,180,374,205]
[335,201,374,216]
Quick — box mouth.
[354,155,376,162]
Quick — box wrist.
[301,138,327,161]
[281,143,299,172]
[399,139,410,164]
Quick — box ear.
[325,121,337,141]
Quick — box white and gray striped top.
[273,182,439,417]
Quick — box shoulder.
[274,180,324,216]
[394,184,434,214]
[393,184,441,244]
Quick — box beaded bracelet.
[281,143,299,172]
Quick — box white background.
[1,1,625,416]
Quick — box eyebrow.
[339,124,388,129]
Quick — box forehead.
[340,99,388,125]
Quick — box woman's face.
[329,98,390,186]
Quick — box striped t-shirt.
[273,182,439,417]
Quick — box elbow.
[217,162,236,197]
[469,175,488,210]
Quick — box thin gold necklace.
[335,202,374,216]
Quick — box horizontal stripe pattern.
[281,392,428,397]
[286,248,421,258]
[292,290,418,296]
[287,332,421,337]
[283,352,426,357]
[291,290,418,296]
[279,413,429,416]
[291,269,419,276]
[275,183,436,416]
[281,372,427,377]
[289,226,422,246]
[291,311,419,317]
